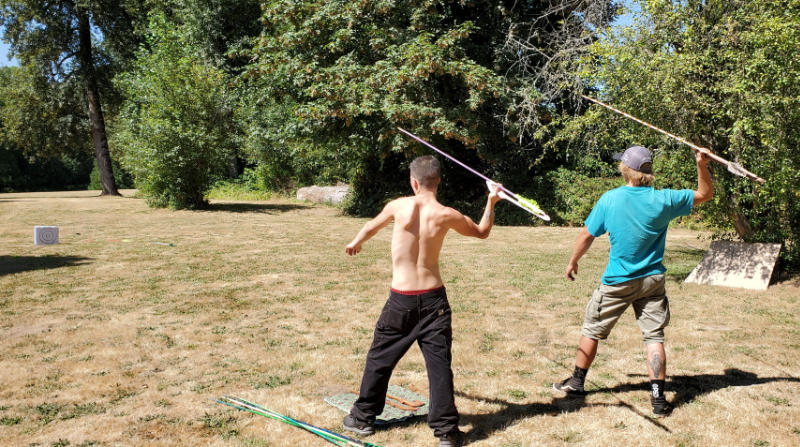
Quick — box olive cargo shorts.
[581,274,670,344]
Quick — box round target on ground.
[34,226,59,245]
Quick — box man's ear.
[410,176,419,192]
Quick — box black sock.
[572,366,588,384]
[651,380,665,399]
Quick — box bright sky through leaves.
[1,26,19,67]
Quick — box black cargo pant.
[350,286,458,437]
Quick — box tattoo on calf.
[650,352,663,378]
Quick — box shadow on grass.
[455,391,671,444]
[0,255,93,277]
[205,203,311,213]
[0,193,104,200]
[619,368,800,407]
[666,270,693,283]
[667,247,707,257]
[456,368,796,444]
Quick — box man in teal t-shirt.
[553,145,713,417]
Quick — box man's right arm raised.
[345,200,397,255]
[693,151,713,205]
[449,184,502,239]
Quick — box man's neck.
[413,188,437,200]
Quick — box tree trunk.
[77,6,119,196]
[733,211,755,241]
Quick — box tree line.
[1,0,798,270]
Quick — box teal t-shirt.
[585,186,694,285]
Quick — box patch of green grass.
[199,411,239,439]
[511,350,527,359]
[192,383,212,392]
[752,440,770,447]
[240,438,271,447]
[156,333,176,348]
[508,389,528,401]
[552,430,582,443]
[597,372,616,381]
[479,332,502,353]
[1,415,21,426]
[253,375,292,389]
[765,395,790,406]
[109,386,137,404]
[62,403,105,420]
[205,182,276,201]
[451,300,482,314]
[36,402,63,425]
[139,414,165,422]
[674,431,698,447]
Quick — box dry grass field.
[1,191,798,447]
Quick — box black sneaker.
[651,396,673,418]
[552,377,585,395]
[342,414,375,436]
[438,430,464,447]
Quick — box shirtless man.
[342,155,501,447]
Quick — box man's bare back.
[345,173,501,291]
[390,195,454,290]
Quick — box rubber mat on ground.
[324,384,429,425]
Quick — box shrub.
[112,14,235,209]
[546,167,623,225]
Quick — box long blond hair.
[619,162,654,187]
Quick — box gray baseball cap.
[613,145,653,173]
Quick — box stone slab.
[684,241,781,290]
[296,185,350,205]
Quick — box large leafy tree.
[244,0,614,217]
[557,0,800,268]
[0,63,88,159]
[0,0,145,195]
[0,65,94,191]
[172,0,262,69]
